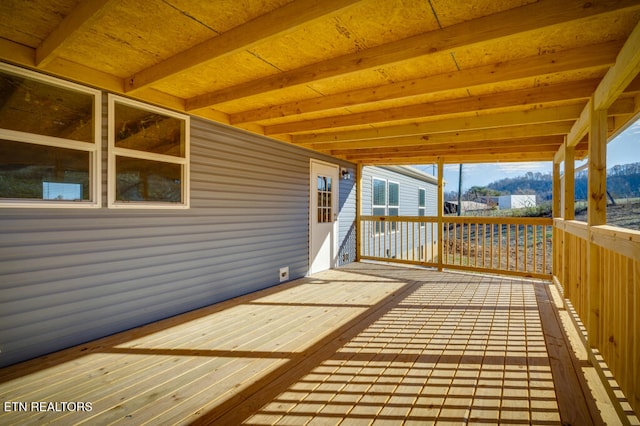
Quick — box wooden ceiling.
[1,0,640,165]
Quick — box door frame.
[309,159,340,276]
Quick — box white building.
[498,194,536,209]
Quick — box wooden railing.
[360,216,553,279]
[554,219,640,415]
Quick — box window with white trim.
[0,63,101,207]
[372,178,400,233]
[108,95,189,208]
[388,181,399,231]
[418,188,426,227]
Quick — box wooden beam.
[563,144,575,220]
[265,79,598,135]
[355,163,362,262]
[587,106,608,352]
[330,136,564,156]
[553,159,561,219]
[340,144,564,162]
[588,107,608,226]
[358,152,557,165]
[126,0,362,93]
[36,0,113,68]
[186,0,640,110]
[593,20,640,110]
[230,42,619,124]
[0,38,35,67]
[292,104,586,144]
[437,158,444,272]
[302,122,573,151]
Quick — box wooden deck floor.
[0,263,628,425]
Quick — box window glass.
[109,95,189,208]
[0,64,100,208]
[0,140,90,201]
[0,69,95,143]
[114,102,185,157]
[115,157,181,202]
[388,182,399,207]
[373,178,386,207]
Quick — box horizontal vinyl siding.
[361,166,439,260]
[0,115,355,367]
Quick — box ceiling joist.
[126,0,363,94]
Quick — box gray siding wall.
[0,114,356,367]
[362,166,437,216]
[361,166,438,260]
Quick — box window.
[418,188,426,227]
[388,181,399,231]
[317,175,333,223]
[108,95,189,208]
[0,63,101,207]
[372,178,386,233]
[372,178,400,233]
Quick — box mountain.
[481,162,640,202]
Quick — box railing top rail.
[361,215,553,225]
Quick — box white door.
[309,160,339,275]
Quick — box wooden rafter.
[292,104,587,144]
[230,42,620,125]
[126,0,363,93]
[265,79,599,135]
[185,0,640,111]
[36,0,113,68]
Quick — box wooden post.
[552,160,561,219]
[587,105,608,349]
[552,159,561,280]
[562,142,575,299]
[355,163,362,262]
[563,143,575,221]
[437,158,444,271]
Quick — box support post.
[552,160,561,219]
[355,163,362,262]
[587,105,608,349]
[437,158,444,271]
[563,143,575,221]
[552,159,561,280]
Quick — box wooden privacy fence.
[554,219,640,415]
[360,216,553,279]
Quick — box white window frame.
[418,188,426,227]
[107,94,190,209]
[0,63,101,208]
[387,180,400,232]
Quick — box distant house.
[444,200,492,215]
[498,194,536,209]
[361,166,438,261]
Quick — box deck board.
[0,263,630,425]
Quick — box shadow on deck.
[0,262,631,425]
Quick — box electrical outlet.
[279,266,289,282]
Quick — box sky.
[415,118,640,193]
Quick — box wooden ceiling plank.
[230,41,620,124]
[358,152,558,165]
[187,0,640,110]
[303,122,574,151]
[126,0,363,94]
[292,104,586,144]
[594,20,640,110]
[267,79,598,135]
[36,0,113,68]
[344,145,563,161]
[331,136,565,156]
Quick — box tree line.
[445,162,640,202]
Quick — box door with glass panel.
[309,160,339,275]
